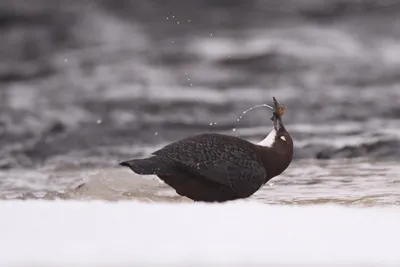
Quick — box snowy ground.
[0,201,399,267]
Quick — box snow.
[0,200,399,267]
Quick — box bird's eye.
[280,136,286,142]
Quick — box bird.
[120,97,293,202]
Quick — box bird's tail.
[120,156,164,175]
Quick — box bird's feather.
[153,133,267,197]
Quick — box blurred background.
[0,0,399,203]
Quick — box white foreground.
[0,201,399,267]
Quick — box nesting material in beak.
[270,97,285,121]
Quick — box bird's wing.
[196,158,266,198]
[153,133,267,197]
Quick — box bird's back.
[154,133,260,164]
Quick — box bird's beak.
[270,97,285,131]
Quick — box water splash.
[233,104,274,136]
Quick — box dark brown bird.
[120,97,293,202]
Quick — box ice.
[0,200,399,267]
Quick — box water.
[1,159,399,206]
[0,0,400,205]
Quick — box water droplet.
[237,119,240,121]
[172,41,174,43]
[190,84,193,86]
[172,15,175,18]
[232,128,236,132]
[214,122,217,125]
[166,17,169,19]
[188,78,190,81]
[210,33,213,36]
[96,119,102,124]
[154,132,158,136]
[209,123,213,126]
[64,58,68,63]
[185,72,187,75]
[188,19,191,22]
[177,21,180,24]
